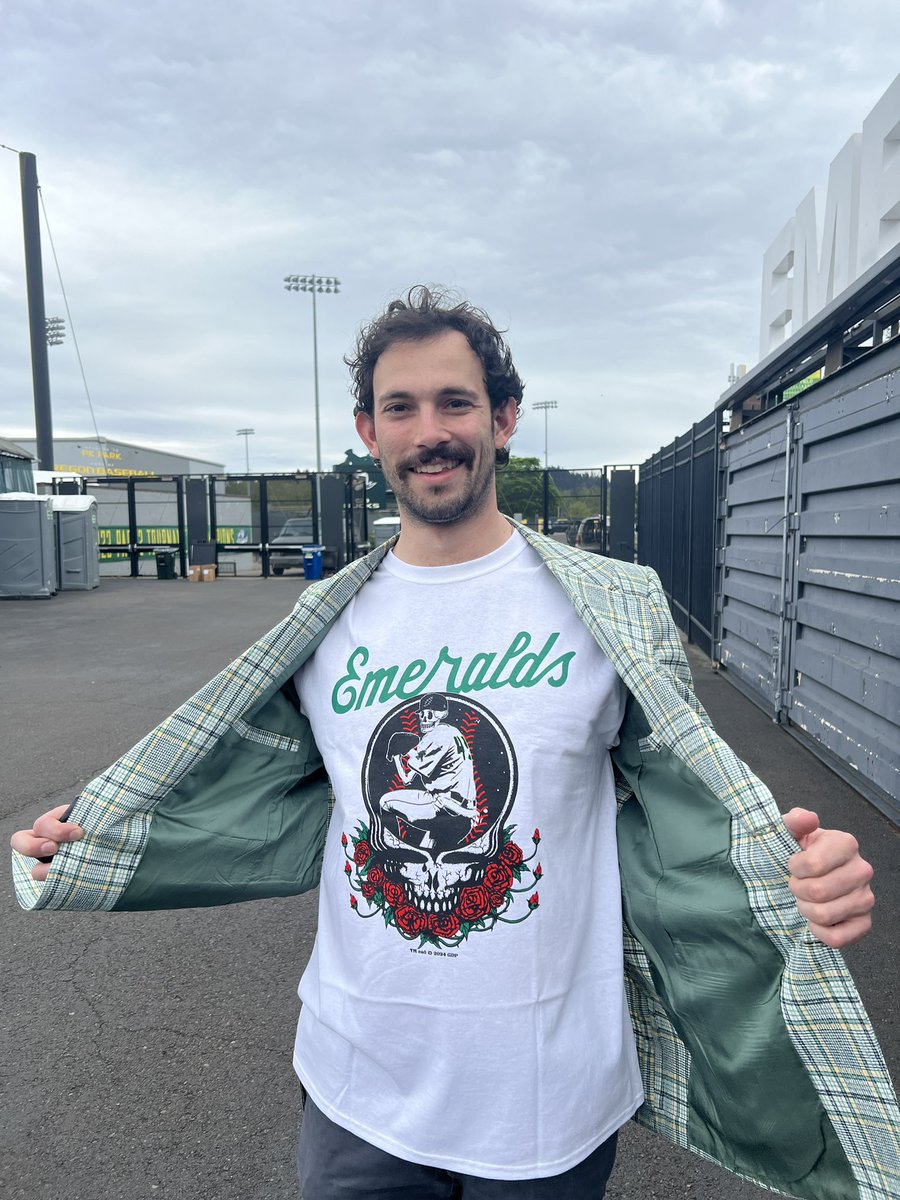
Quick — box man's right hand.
[9,804,84,882]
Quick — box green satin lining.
[614,699,857,1200]
[116,685,330,910]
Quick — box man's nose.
[414,404,451,446]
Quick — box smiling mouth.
[411,459,463,475]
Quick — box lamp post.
[236,427,255,473]
[532,400,558,469]
[283,274,340,472]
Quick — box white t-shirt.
[292,531,642,1179]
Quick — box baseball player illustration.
[379,694,478,850]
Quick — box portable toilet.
[50,494,100,590]
[0,493,58,598]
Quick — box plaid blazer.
[12,524,900,1200]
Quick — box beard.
[385,443,497,526]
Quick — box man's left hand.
[783,807,874,948]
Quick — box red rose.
[350,895,358,909]
[527,892,540,909]
[532,828,541,844]
[500,841,523,867]
[534,863,543,879]
[354,840,372,866]
[343,862,352,876]
[457,884,491,922]
[341,833,348,847]
[366,865,385,889]
[428,910,461,938]
[361,881,376,900]
[382,880,405,909]
[483,860,513,895]
[394,904,428,938]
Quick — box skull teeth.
[385,857,484,915]
[410,893,456,914]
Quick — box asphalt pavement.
[2,575,897,1200]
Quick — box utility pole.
[19,152,54,471]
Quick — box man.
[11,288,898,1200]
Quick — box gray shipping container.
[0,494,59,598]
[50,495,100,590]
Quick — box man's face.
[355,331,515,528]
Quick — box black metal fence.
[637,413,720,656]
[63,472,369,578]
[495,464,637,559]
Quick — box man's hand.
[9,804,84,883]
[784,807,874,948]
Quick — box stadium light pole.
[283,274,340,472]
[532,400,558,468]
[236,427,255,473]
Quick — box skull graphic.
[360,693,518,923]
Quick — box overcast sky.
[2,1,898,474]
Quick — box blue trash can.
[302,546,324,580]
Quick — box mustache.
[401,445,475,470]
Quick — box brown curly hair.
[346,286,524,466]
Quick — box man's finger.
[782,807,819,845]
[9,803,84,862]
[806,913,873,950]
[31,804,83,843]
[789,857,873,904]
[788,829,862,879]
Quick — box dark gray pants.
[297,1094,618,1199]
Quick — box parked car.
[574,515,606,555]
[372,515,402,547]
[269,516,313,575]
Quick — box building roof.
[0,438,35,460]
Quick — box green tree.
[495,456,560,527]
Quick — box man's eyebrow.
[375,386,481,406]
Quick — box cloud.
[2,2,900,473]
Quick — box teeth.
[414,461,459,474]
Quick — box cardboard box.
[200,566,217,582]
[188,565,202,582]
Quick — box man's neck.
[391,507,513,566]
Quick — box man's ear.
[493,397,517,448]
[355,410,379,457]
